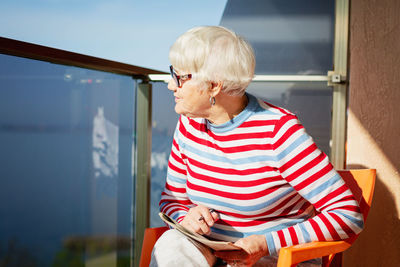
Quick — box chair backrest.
[337,169,376,222]
[139,226,169,267]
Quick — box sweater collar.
[206,93,257,133]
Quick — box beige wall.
[344,0,400,266]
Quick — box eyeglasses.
[169,65,192,88]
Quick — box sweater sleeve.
[264,114,364,256]
[159,116,195,223]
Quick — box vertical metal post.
[330,0,350,169]
[133,81,152,267]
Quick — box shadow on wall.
[345,164,400,266]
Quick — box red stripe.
[159,195,192,207]
[336,205,361,213]
[169,207,189,216]
[172,138,179,149]
[170,149,185,165]
[160,203,190,214]
[186,179,281,200]
[187,167,282,187]
[309,218,326,241]
[176,216,185,223]
[185,130,273,152]
[264,101,291,115]
[272,115,296,140]
[277,230,287,247]
[188,117,277,131]
[188,158,275,175]
[187,118,207,132]
[238,120,277,128]
[288,227,299,245]
[280,143,318,173]
[274,123,303,149]
[165,183,186,193]
[285,151,329,183]
[321,198,359,212]
[210,131,273,142]
[168,161,187,175]
[319,213,340,240]
[217,217,276,227]
[187,119,274,141]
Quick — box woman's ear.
[210,81,223,97]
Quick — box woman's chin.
[174,106,185,116]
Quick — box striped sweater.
[159,93,364,255]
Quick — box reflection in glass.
[0,54,135,266]
[220,0,335,75]
[150,82,178,227]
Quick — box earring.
[209,96,216,106]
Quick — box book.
[159,212,240,251]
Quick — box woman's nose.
[167,79,176,91]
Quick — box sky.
[0,0,228,72]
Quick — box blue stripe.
[188,187,295,212]
[275,133,310,161]
[167,174,186,184]
[265,232,277,256]
[212,218,305,237]
[299,223,311,243]
[302,173,342,199]
[160,202,167,210]
[331,210,364,229]
[181,130,310,166]
[171,211,187,221]
[183,142,276,164]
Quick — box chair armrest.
[277,241,351,267]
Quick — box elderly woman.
[150,26,363,267]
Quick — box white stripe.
[313,216,333,240]
[282,228,293,247]
[303,220,318,241]
[287,157,330,187]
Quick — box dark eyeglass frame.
[169,65,192,88]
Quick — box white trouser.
[150,229,321,267]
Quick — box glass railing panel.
[220,0,335,75]
[150,82,178,227]
[0,53,135,267]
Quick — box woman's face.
[167,73,211,118]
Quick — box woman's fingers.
[181,205,219,235]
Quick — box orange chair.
[139,226,169,267]
[140,169,376,267]
[277,169,376,267]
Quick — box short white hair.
[169,26,255,96]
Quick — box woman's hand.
[180,205,219,235]
[214,235,269,266]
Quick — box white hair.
[169,26,255,96]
